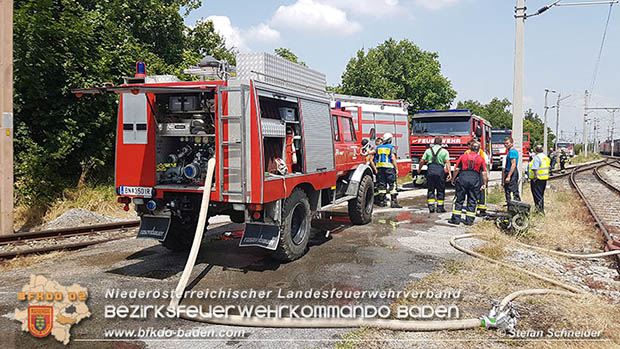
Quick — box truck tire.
[348,174,374,225]
[271,189,311,262]
[161,216,199,252]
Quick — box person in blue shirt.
[503,136,521,202]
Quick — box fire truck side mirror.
[475,125,483,138]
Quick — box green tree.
[456,98,555,147]
[274,48,306,67]
[13,0,233,204]
[457,98,512,129]
[340,38,456,112]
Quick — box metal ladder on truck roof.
[217,84,250,202]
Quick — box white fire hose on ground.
[168,162,615,334]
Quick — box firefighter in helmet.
[374,133,401,208]
[449,141,488,225]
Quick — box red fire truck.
[491,129,531,170]
[410,110,492,184]
[73,53,378,261]
[556,142,574,157]
[330,94,411,177]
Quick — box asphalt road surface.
[0,172,502,348]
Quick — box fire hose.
[169,166,610,334]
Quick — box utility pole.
[612,110,616,157]
[512,0,526,191]
[543,89,556,152]
[554,93,570,150]
[0,0,14,235]
[584,90,589,156]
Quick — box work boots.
[437,205,446,213]
[428,205,436,213]
[375,194,387,207]
[391,194,402,208]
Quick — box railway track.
[569,160,620,273]
[0,220,140,259]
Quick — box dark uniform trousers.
[426,163,446,210]
[531,179,547,213]
[451,170,479,224]
[504,172,521,202]
[376,167,397,204]
[476,172,487,214]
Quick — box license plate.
[119,186,153,198]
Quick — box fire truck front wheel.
[271,189,311,262]
[348,174,374,225]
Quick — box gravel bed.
[505,247,620,302]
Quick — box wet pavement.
[0,173,502,348]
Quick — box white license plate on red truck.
[119,186,153,198]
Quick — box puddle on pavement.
[104,192,445,310]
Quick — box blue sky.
[185,1,620,143]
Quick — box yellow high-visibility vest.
[528,154,550,180]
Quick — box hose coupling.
[480,301,519,335]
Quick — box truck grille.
[410,144,470,161]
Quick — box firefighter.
[549,148,557,173]
[465,139,488,216]
[559,150,568,173]
[374,133,401,208]
[449,141,488,226]
[503,136,521,202]
[528,145,550,214]
[418,136,452,213]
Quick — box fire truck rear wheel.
[271,189,311,262]
[348,174,374,225]
[161,216,199,252]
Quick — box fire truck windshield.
[492,132,511,144]
[411,117,471,136]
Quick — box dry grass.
[0,251,68,272]
[338,184,619,348]
[14,184,135,231]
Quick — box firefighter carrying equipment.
[449,152,486,225]
[528,153,550,180]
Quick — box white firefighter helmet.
[383,132,393,143]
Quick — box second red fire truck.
[410,110,492,184]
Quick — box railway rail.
[569,159,620,273]
[0,220,140,259]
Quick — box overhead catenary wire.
[588,3,615,96]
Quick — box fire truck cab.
[410,110,492,184]
[491,129,531,170]
[330,94,411,177]
[73,53,376,261]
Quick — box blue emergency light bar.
[416,109,469,114]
